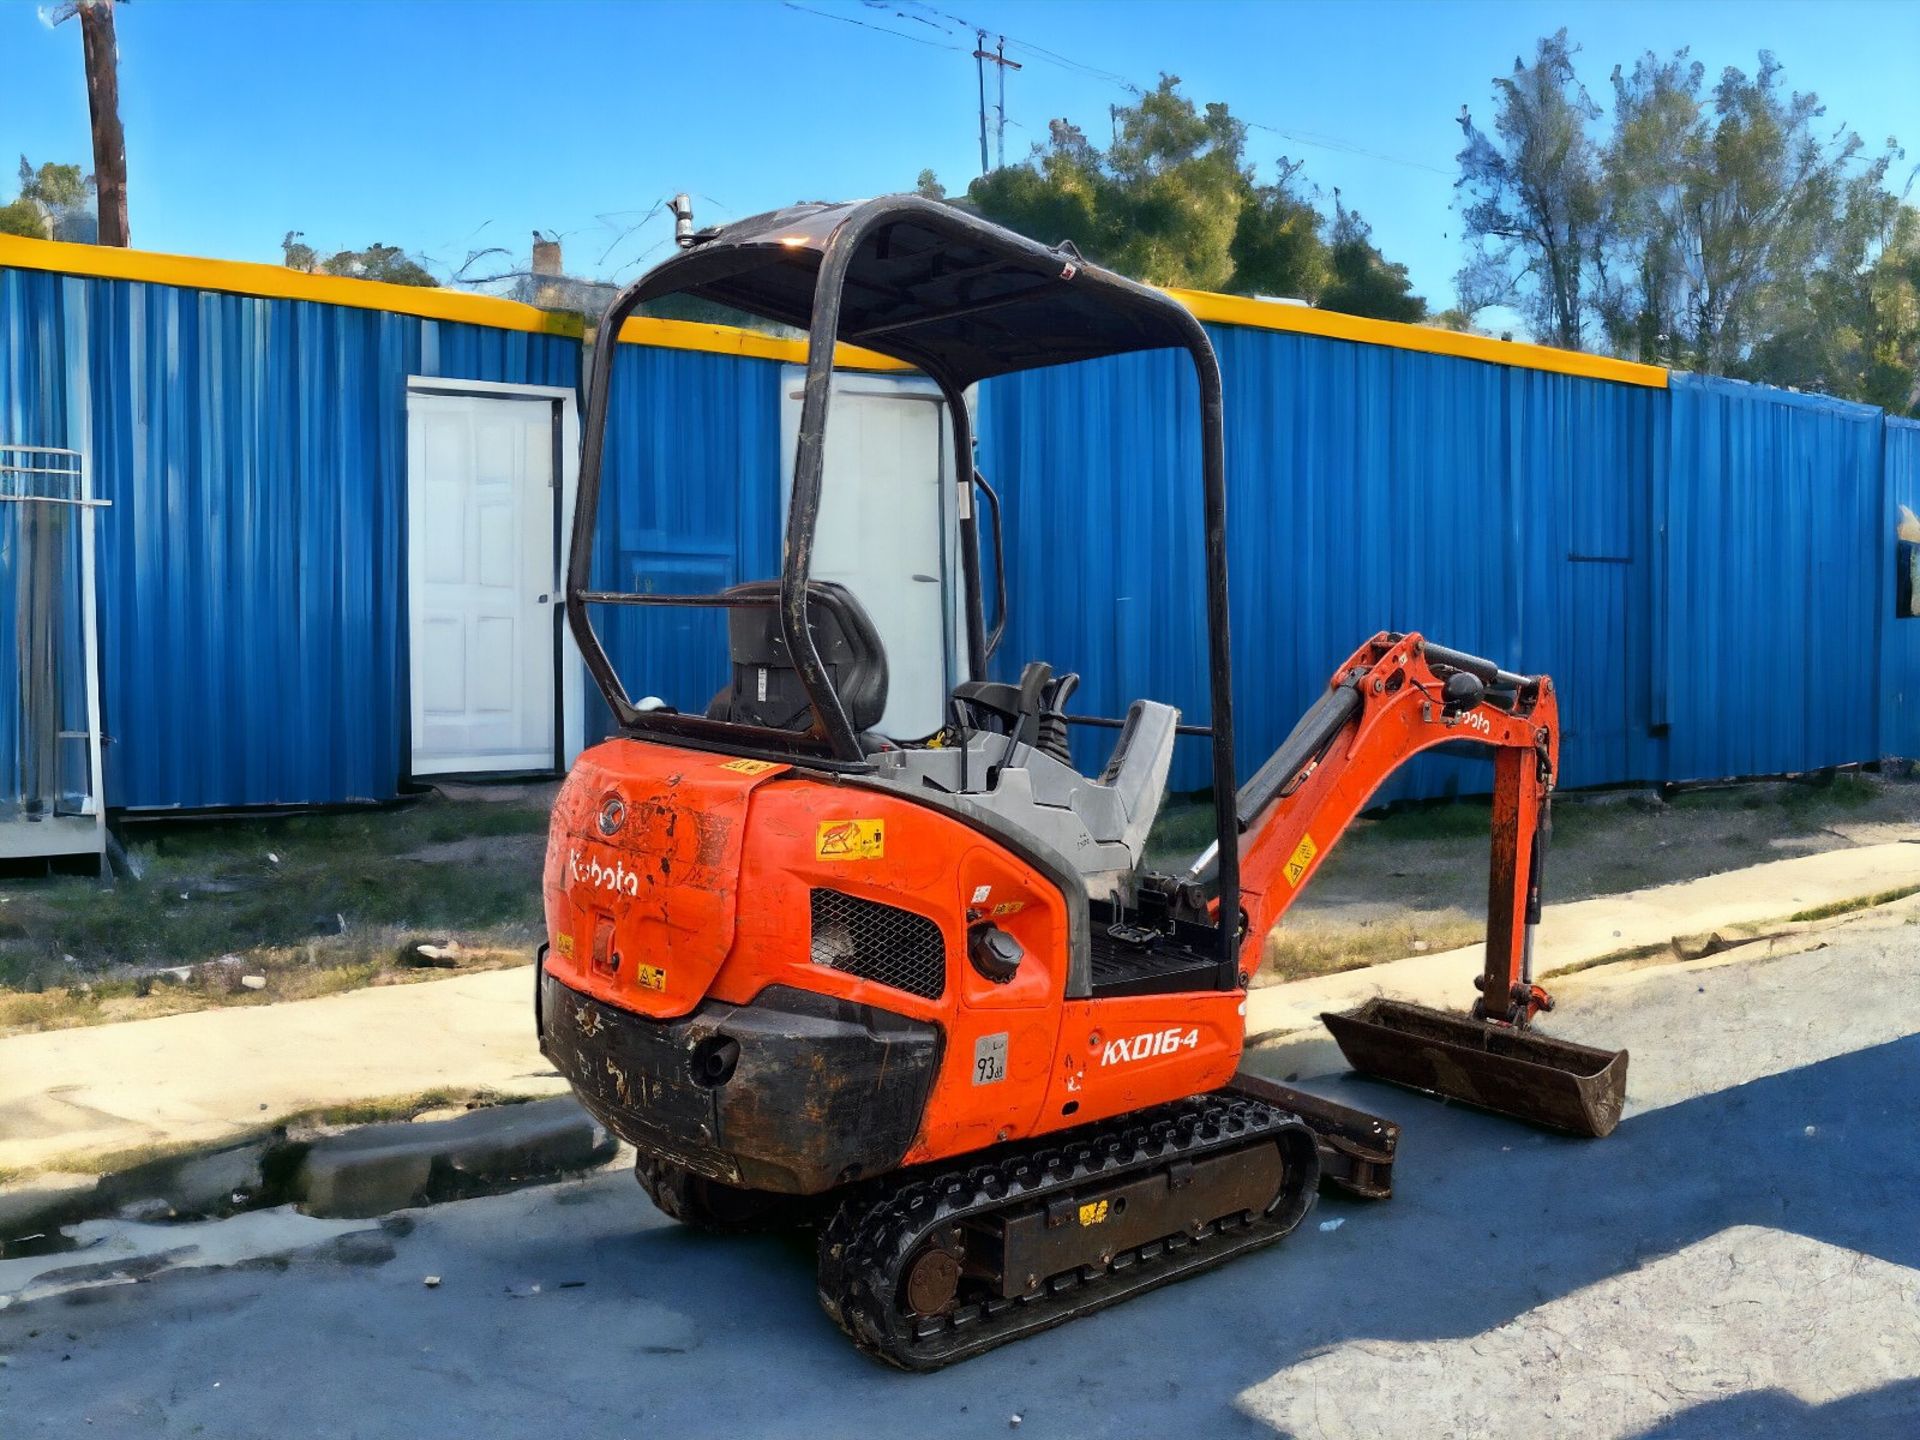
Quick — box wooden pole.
[79,1,129,247]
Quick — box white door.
[407,390,558,775]
[780,370,965,738]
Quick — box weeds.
[1788,884,1920,923]
[1258,912,1483,984]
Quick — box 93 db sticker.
[816,819,885,860]
[973,1032,1008,1085]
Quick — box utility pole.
[994,36,1020,169]
[971,31,1021,175]
[972,31,989,176]
[72,1,129,246]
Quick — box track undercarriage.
[816,1087,1332,1370]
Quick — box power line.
[597,198,665,267]
[800,0,1452,179]
[783,1,965,52]
[1243,121,1454,178]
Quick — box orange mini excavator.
[537,196,1628,1369]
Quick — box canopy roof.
[628,196,1204,386]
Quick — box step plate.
[1323,999,1628,1138]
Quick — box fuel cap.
[968,922,1024,983]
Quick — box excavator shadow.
[593,1032,1919,1416]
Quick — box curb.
[1,1097,618,1252]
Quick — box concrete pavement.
[5,839,1918,1181]
[0,967,566,1176]
[1245,837,1920,1038]
[3,918,1916,1438]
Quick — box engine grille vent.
[809,889,946,1000]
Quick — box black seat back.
[707,580,890,735]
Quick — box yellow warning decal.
[1078,1200,1110,1227]
[635,963,668,992]
[1282,833,1318,887]
[719,758,779,775]
[553,932,574,958]
[991,900,1026,917]
[816,819,886,860]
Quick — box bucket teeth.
[1322,999,1628,1139]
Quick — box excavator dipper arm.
[1223,632,1627,1138]
[1232,631,1559,1024]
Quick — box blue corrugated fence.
[4,241,1916,812]
[0,266,578,809]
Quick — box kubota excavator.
[537,196,1628,1369]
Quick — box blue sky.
[4,0,1917,319]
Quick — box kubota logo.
[569,849,640,897]
[597,794,627,835]
[1100,1027,1200,1067]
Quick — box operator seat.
[707,579,890,738]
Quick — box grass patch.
[1787,883,1920,923]
[1351,800,1495,845]
[1143,798,1217,871]
[1257,912,1482,984]
[283,1086,532,1131]
[0,931,531,1037]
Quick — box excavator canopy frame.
[568,195,1245,978]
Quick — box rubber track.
[816,1089,1321,1370]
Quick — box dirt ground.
[4,770,1915,1032]
[1150,769,1920,982]
[0,786,555,1034]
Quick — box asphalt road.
[4,927,1917,1439]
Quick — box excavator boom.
[1231,632,1628,1137]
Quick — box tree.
[1098,79,1246,291]
[969,78,1247,290]
[1665,56,1885,375]
[280,231,318,272]
[1228,159,1330,300]
[1594,50,1705,362]
[1319,197,1427,323]
[914,169,946,201]
[1750,194,1920,414]
[1455,30,1606,348]
[2,159,96,240]
[0,198,41,238]
[1463,33,1906,400]
[959,76,1422,318]
[281,235,438,287]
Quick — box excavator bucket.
[1322,999,1628,1139]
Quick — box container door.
[780,369,962,739]
[406,390,559,776]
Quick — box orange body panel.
[544,632,1561,1177]
[544,737,1246,1167]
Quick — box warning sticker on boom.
[718,758,779,776]
[1282,833,1318,887]
[815,819,885,860]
